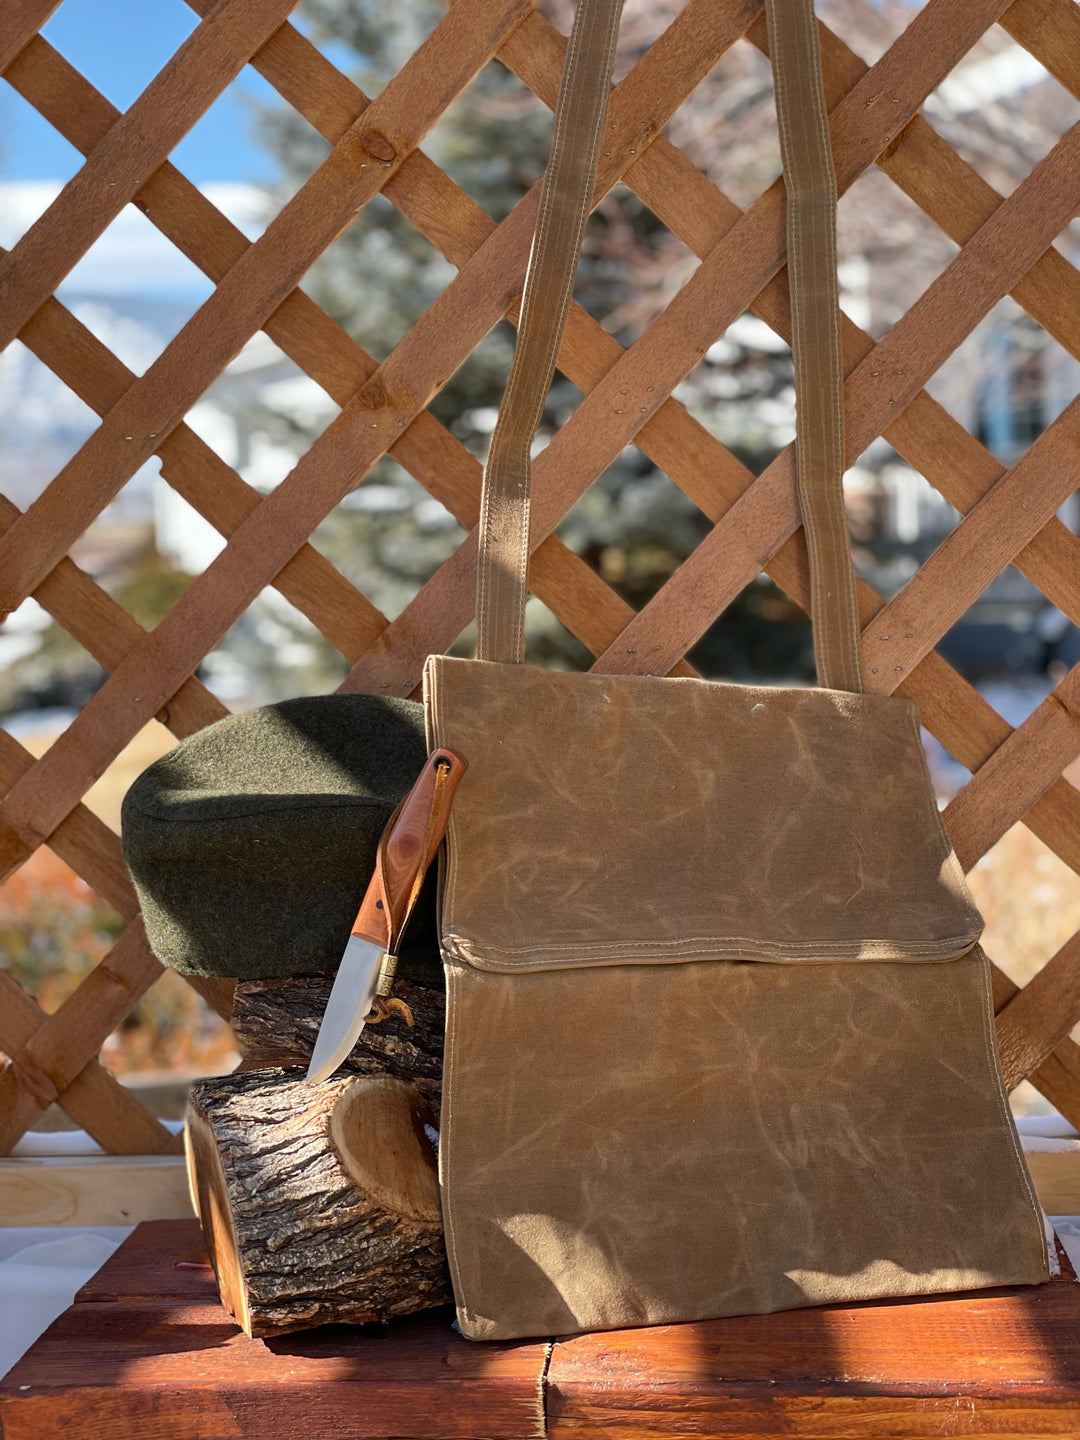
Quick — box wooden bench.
[3,1218,1080,1438]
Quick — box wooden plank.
[0,0,302,352]
[883,394,1080,627]
[843,118,1080,464]
[3,1222,1079,1440]
[744,4,1080,367]
[1025,1145,1080,1216]
[588,119,1080,679]
[3,38,389,660]
[894,649,1080,877]
[944,665,1080,872]
[3,47,685,676]
[10,0,1080,685]
[0,0,1077,1157]
[993,965,1080,1131]
[305,0,1080,1146]
[342,0,1043,693]
[8,0,999,730]
[546,1279,1080,1437]
[76,1217,223,1301]
[3,20,722,679]
[624,7,1080,641]
[0,483,228,743]
[0,1156,192,1227]
[0,1222,550,1440]
[629,13,1080,641]
[0,724,230,1150]
[0,729,137,906]
[4,1,744,677]
[0,0,539,850]
[13,283,388,666]
[19,0,1079,704]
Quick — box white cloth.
[0,1229,132,1381]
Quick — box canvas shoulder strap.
[475,0,863,694]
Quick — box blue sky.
[1,0,281,184]
[0,1,321,296]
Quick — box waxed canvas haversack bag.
[423,0,1051,1342]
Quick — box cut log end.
[185,1069,450,1338]
[330,1076,441,1224]
[184,1102,252,1335]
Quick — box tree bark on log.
[186,1068,451,1337]
[229,973,444,1106]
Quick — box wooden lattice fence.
[1,0,1079,1159]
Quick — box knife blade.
[306,933,385,1084]
[307,747,467,1084]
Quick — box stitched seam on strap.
[476,0,623,664]
[767,0,860,693]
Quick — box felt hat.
[121,694,441,984]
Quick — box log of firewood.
[185,1067,451,1337]
[229,972,444,1105]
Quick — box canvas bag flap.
[426,656,981,971]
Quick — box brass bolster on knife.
[375,952,399,998]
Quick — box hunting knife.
[307,747,466,1084]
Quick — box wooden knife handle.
[351,748,467,950]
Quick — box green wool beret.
[121,694,442,985]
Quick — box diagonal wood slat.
[0,0,1078,1152]
[590,122,1080,680]
[943,666,1080,873]
[0,0,534,619]
[0,7,756,852]
[863,399,1080,683]
[0,0,304,352]
[0,0,62,76]
[3,26,715,674]
[0,969,179,1155]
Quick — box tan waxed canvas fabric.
[425,0,1051,1343]
[426,658,1050,1340]
[429,661,981,969]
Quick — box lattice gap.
[926,301,1078,468]
[837,168,961,339]
[0,342,100,508]
[197,585,346,705]
[188,332,342,492]
[40,0,199,110]
[0,85,84,189]
[971,822,1080,996]
[288,0,449,98]
[664,34,780,212]
[417,56,552,222]
[0,604,106,725]
[585,186,702,343]
[304,199,459,359]
[311,462,468,624]
[923,26,1080,196]
[99,964,238,1079]
[816,0,916,65]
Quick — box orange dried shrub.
[967,823,1080,994]
[0,848,235,1077]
